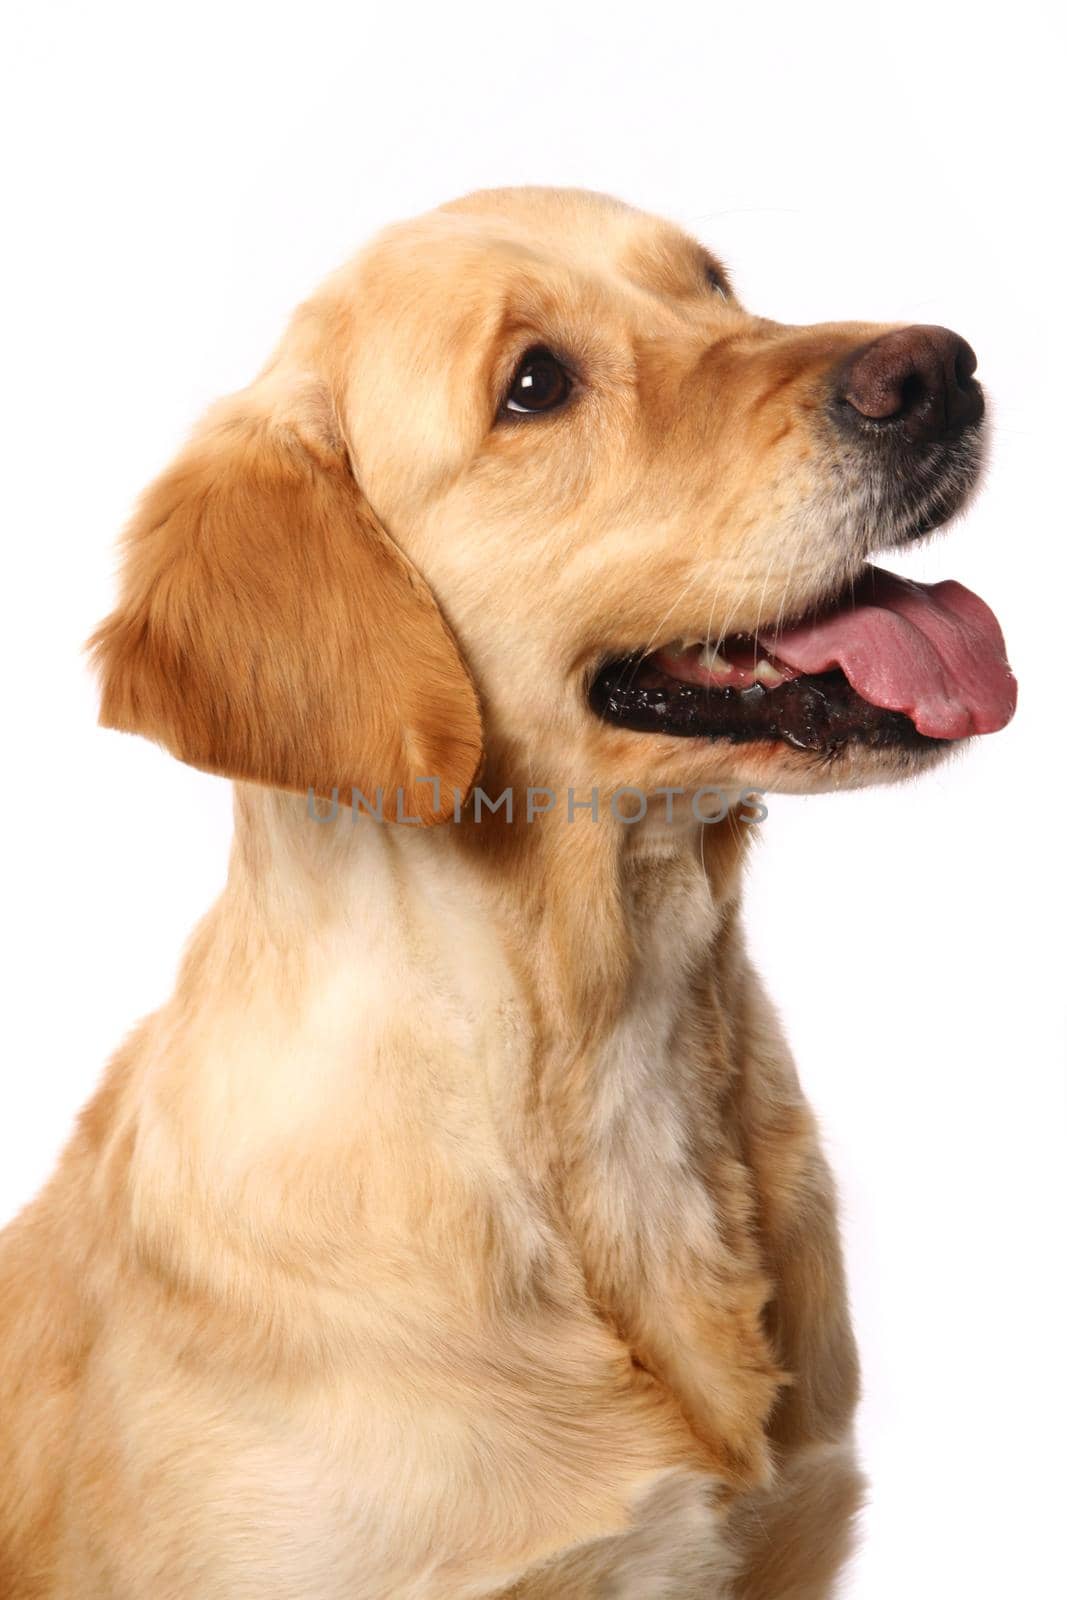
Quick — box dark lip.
[588,658,949,757]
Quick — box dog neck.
[223,780,752,1035]
[122,782,752,1288]
[114,779,779,1479]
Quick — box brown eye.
[503,347,572,415]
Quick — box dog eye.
[705,265,728,301]
[503,348,572,415]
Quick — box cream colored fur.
[2,185,973,1597]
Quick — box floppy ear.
[90,383,482,824]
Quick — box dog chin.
[716,734,958,798]
[590,726,955,810]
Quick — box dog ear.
[89,381,482,824]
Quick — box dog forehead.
[436,187,730,306]
[346,188,718,325]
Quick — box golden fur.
[0,185,969,1596]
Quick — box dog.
[0,187,1016,1598]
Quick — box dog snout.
[835,325,983,443]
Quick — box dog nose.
[838,325,983,443]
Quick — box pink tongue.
[757,566,1017,739]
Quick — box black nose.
[837,325,983,443]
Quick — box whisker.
[618,560,714,692]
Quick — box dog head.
[92,187,1016,819]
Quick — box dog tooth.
[753,659,784,686]
[698,646,730,674]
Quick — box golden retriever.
[0,188,1016,1598]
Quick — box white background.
[3,3,1064,1593]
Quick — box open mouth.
[590,566,1017,755]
